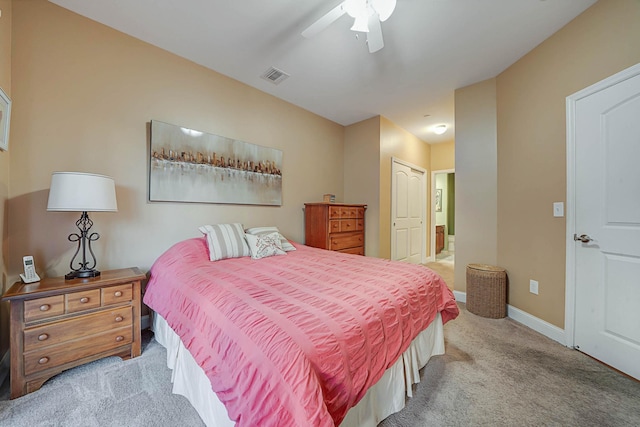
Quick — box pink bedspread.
[144,237,458,426]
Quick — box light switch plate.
[553,202,564,217]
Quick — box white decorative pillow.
[244,226,296,251]
[199,223,250,261]
[245,232,287,260]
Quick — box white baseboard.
[453,291,566,345]
[507,305,566,345]
[453,290,466,303]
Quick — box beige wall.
[430,140,455,172]
[344,116,381,257]
[379,116,431,260]
[8,0,344,280]
[0,0,11,361]
[454,78,498,291]
[496,0,640,328]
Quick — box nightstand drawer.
[66,289,101,313]
[102,284,133,305]
[24,296,65,322]
[24,326,133,376]
[24,306,132,352]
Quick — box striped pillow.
[199,223,251,261]
[244,226,296,251]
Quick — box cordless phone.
[20,255,41,283]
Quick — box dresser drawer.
[102,283,133,305]
[330,219,359,233]
[329,206,342,219]
[339,246,364,256]
[24,306,132,352]
[24,326,133,376]
[66,289,101,313]
[24,296,65,323]
[330,232,364,250]
[339,219,357,232]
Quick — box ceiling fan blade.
[367,15,384,53]
[302,2,346,38]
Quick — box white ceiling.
[49,0,597,143]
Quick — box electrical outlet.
[530,280,539,295]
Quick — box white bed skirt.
[152,312,445,427]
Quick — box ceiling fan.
[302,0,397,53]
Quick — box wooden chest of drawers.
[304,203,367,255]
[436,225,445,255]
[2,267,145,399]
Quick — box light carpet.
[1,275,639,426]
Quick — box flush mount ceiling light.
[302,0,397,53]
[433,124,448,135]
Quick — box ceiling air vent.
[260,67,290,85]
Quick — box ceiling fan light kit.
[371,0,396,21]
[302,0,397,53]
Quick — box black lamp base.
[65,269,101,280]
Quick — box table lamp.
[47,172,118,280]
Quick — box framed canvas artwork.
[0,87,11,151]
[149,120,283,206]
[435,188,442,212]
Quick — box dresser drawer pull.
[114,316,124,323]
[39,304,50,312]
[114,291,123,297]
[80,297,89,304]
[38,333,49,341]
[115,335,124,342]
[38,357,49,365]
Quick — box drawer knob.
[114,291,123,297]
[115,335,124,342]
[38,333,49,341]
[39,304,50,312]
[114,316,124,322]
[38,357,49,365]
[80,297,89,304]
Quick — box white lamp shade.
[47,172,118,212]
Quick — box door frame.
[564,62,640,348]
[430,168,455,262]
[391,157,427,263]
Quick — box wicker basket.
[466,264,507,318]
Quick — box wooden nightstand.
[2,267,146,399]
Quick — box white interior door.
[391,158,426,264]
[568,63,640,380]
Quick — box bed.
[143,231,458,427]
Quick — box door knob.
[573,234,593,243]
